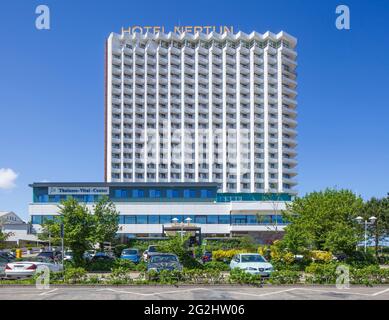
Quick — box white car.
[5,259,63,279]
[230,253,274,277]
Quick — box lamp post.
[355,216,377,253]
[172,218,184,240]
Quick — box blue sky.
[1,0,389,220]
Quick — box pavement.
[0,285,388,300]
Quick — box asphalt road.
[0,285,388,300]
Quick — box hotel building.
[105,30,298,194]
[29,29,298,242]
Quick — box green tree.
[159,234,202,268]
[282,189,364,255]
[38,219,61,246]
[363,197,389,257]
[59,198,95,266]
[92,197,119,251]
[0,230,12,249]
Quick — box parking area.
[0,285,388,300]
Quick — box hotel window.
[166,189,179,198]
[200,189,213,198]
[207,216,218,224]
[218,215,230,224]
[118,216,125,224]
[231,215,247,225]
[183,189,196,198]
[31,215,42,224]
[124,216,136,224]
[38,194,49,202]
[149,189,161,198]
[148,215,160,224]
[114,189,128,198]
[246,215,259,225]
[132,189,145,198]
[136,215,148,224]
[159,215,172,224]
[194,216,207,224]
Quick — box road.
[0,285,388,300]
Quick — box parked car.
[86,250,96,258]
[4,257,63,279]
[201,251,212,263]
[120,248,141,263]
[63,251,92,262]
[0,255,13,278]
[37,251,62,261]
[230,253,274,277]
[147,253,183,272]
[0,251,16,262]
[91,251,115,262]
[143,245,160,261]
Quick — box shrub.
[268,270,301,284]
[351,266,389,286]
[113,259,136,270]
[87,259,115,272]
[305,263,338,284]
[212,249,247,262]
[135,261,147,272]
[345,251,378,268]
[203,261,230,271]
[182,269,224,284]
[64,267,87,284]
[309,250,333,263]
[229,268,263,285]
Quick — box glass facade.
[32,185,218,203]
[31,214,289,225]
[32,185,292,204]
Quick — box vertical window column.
[263,46,269,192]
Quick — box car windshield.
[148,246,158,252]
[123,249,138,255]
[150,255,178,263]
[240,255,266,263]
[38,252,53,257]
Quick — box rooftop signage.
[121,25,234,35]
[48,187,109,195]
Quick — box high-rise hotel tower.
[105,30,298,194]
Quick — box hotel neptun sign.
[121,25,234,35]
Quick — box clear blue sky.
[1,0,389,220]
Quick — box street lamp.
[172,218,184,240]
[355,216,377,253]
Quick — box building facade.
[29,182,292,243]
[105,30,298,194]
[0,211,37,246]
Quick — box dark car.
[0,251,15,261]
[201,251,212,263]
[91,251,115,262]
[37,251,62,261]
[147,253,183,272]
